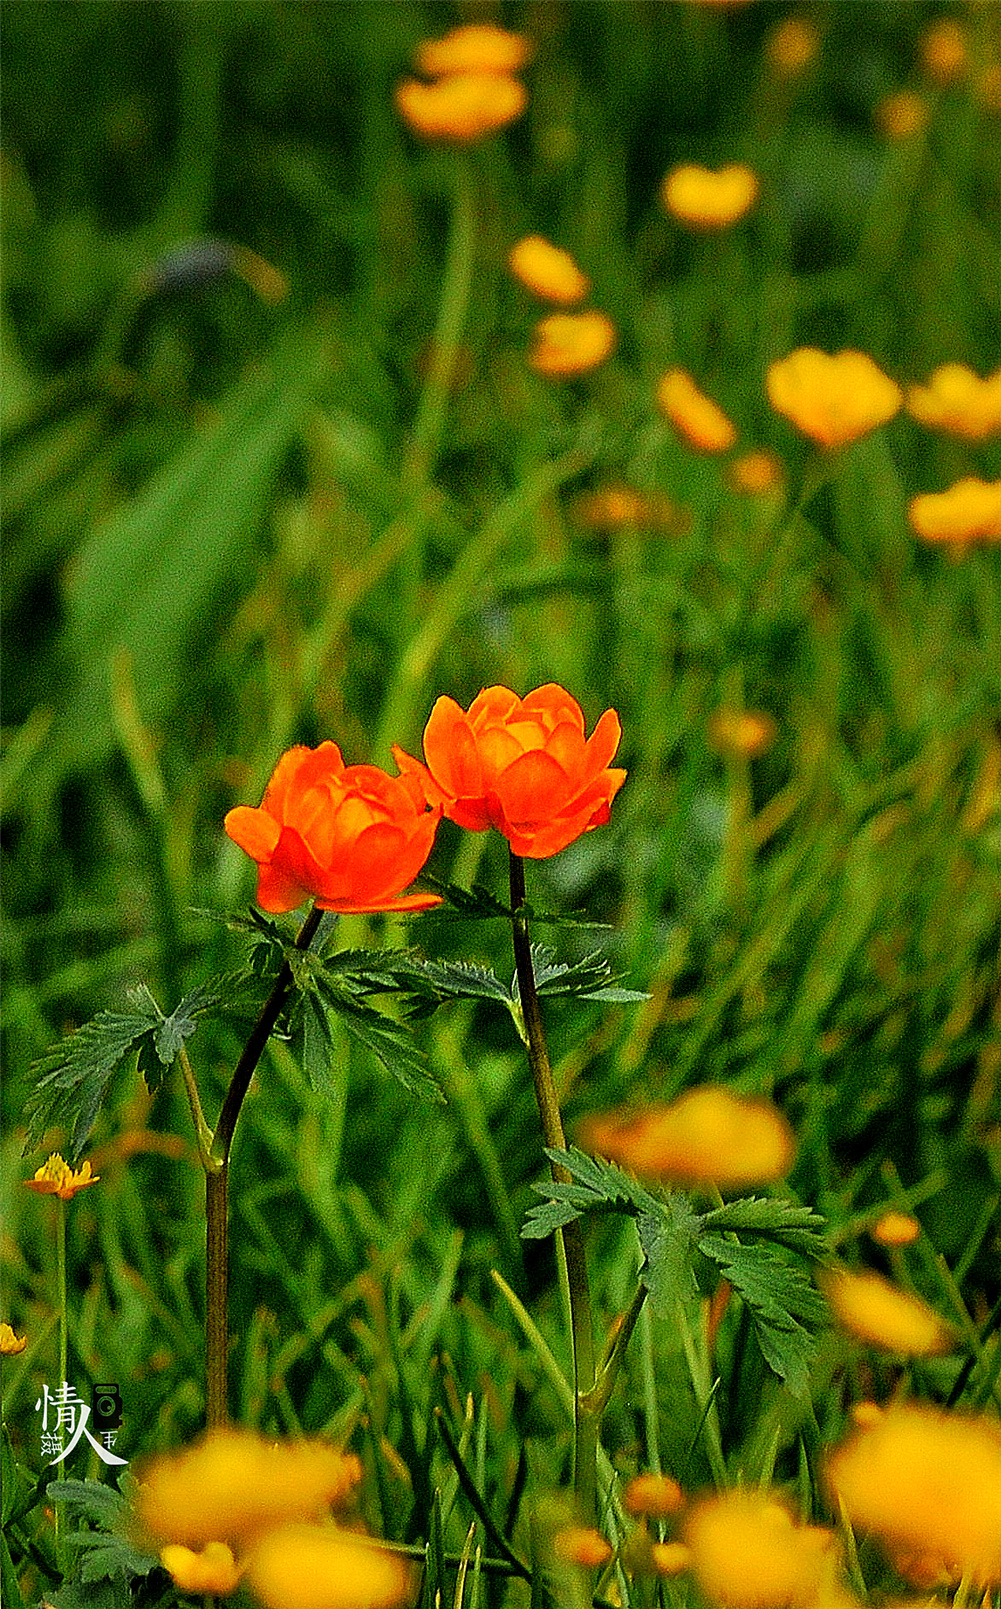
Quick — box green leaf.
[296,992,340,1100]
[398,956,512,1005]
[153,981,218,1064]
[637,1196,702,1315]
[697,1235,826,1395]
[527,944,649,1004]
[26,1007,159,1161]
[337,1000,444,1103]
[521,1145,659,1238]
[416,876,513,920]
[699,1197,828,1257]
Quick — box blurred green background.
[2,0,999,1515]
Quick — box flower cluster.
[395,23,532,144]
[226,685,626,912]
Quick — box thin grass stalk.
[508,850,598,1525]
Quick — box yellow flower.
[765,17,820,77]
[528,310,616,377]
[684,1490,841,1609]
[160,1542,241,1597]
[573,484,685,534]
[553,1525,613,1567]
[766,349,902,450]
[246,1523,414,1609]
[581,1087,796,1190]
[824,1405,1001,1587]
[508,236,589,305]
[708,708,777,759]
[394,73,526,144]
[137,1429,363,1548]
[908,477,1001,553]
[729,449,784,496]
[1,1322,27,1355]
[657,369,737,453]
[920,18,967,86]
[875,91,929,141]
[661,164,758,229]
[820,1267,955,1357]
[24,1154,100,1201]
[651,1541,693,1577]
[415,23,533,78]
[906,364,1001,442]
[624,1472,684,1519]
[869,1210,920,1247]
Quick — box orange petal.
[497,747,572,823]
[224,806,281,860]
[423,698,484,796]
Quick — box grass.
[2,4,1000,1608]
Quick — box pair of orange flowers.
[224,685,626,916]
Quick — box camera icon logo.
[91,1383,123,1432]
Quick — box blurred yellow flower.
[685,1489,841,1609]
[581,1087,796,1190]
[729,448,784,495]
[508,235,589,305]
[246,1523,414,1609]
[766,349,902,450]
[920,18,967,86]
[908,477,1001,553]
[708,707,777,759]
[160,1541,241,1597]
[652,1541,693,1576]
[875,90,929,141]
[24,1154,99,1201]
[553,1525,613,1566]
[661,163,759,229]
[137,1429,363,1548]
[624,1472,684,1518]
[573,484,686,534]
[394,72,526,144]
[1,1322,27,1355]
[415,23,533,78]
[657,369,737,453]
[765,17,820,77]
[977,63,1001,114]
[824,1405,1001,1587]
[906,364,1001,441]
[870,1210,920,1247]
[528,310,617,377]
[820,1267,955,1357]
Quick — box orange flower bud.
[24,1154,99,1200]
[395,72,526,144]
[528,310,617,377]
[657,370,737,453]
[708,708,777,759]
[581,1088,796,1190]
[824,1405,1001,1587]
[661,164,758,229]
[394,684,626,860]
[728,449,784,496]
[553,1525,613,1567]
[906,364,1001,442]
[624,1472,685,1519]
[508,235,590,305]
[908,477,1001,553]
[766,348,902,449]
[415,23,533,78]
[820,1266,955,1357]
[224,744,442,915]
[870,1209,920,1247]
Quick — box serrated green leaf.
[27,1008,158,1161]
[698,1235,826,1395]
[520,1197,584,1239]
[297,992,339,1100]
[46,1479,123,1525]
[403,956,512,1004]
[415,876,513,920]
[337,1000,444,1104]
[522,1146,661,1239]
[527,945,649,1004]
[153,982,218,1064]
[700,1197,828,1257]
[638,1197,702,1315]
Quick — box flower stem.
[508,851,598,1524]
[55,1195,67,1564]
[203,902,324,1427]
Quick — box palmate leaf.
[26,1006,159,1162]
[698,1234,827,1396]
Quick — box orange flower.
[394,684,626,860]
[906,364,1001,442]
[246,1522,415,1609]
[528,310,617,377]
[728,449,784,496]
[766,349,902,450]
[160,1542,241,1597]
[624,1472,684,1519]
[657,370,737,453]
[875,91,929,141]
[1,1322,27,1355]
[920,18,967,86]
[394,73,526,144]
[870,1210,920,1247]
[765,17,820,77]
[553,1526,613,1567]
[684,1490,840,1609]
[581,1088,796,1190]
[573,484,683,533]
[224,744,441,915]
[508,236,589,305]
[415,23,533,78]
[24,1154,99,1200]
[824,1405,1001,1587]
[820,1267,955,1357]
[908,477,1001,553]
[661,164,758,229]
[708,708,777,759]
